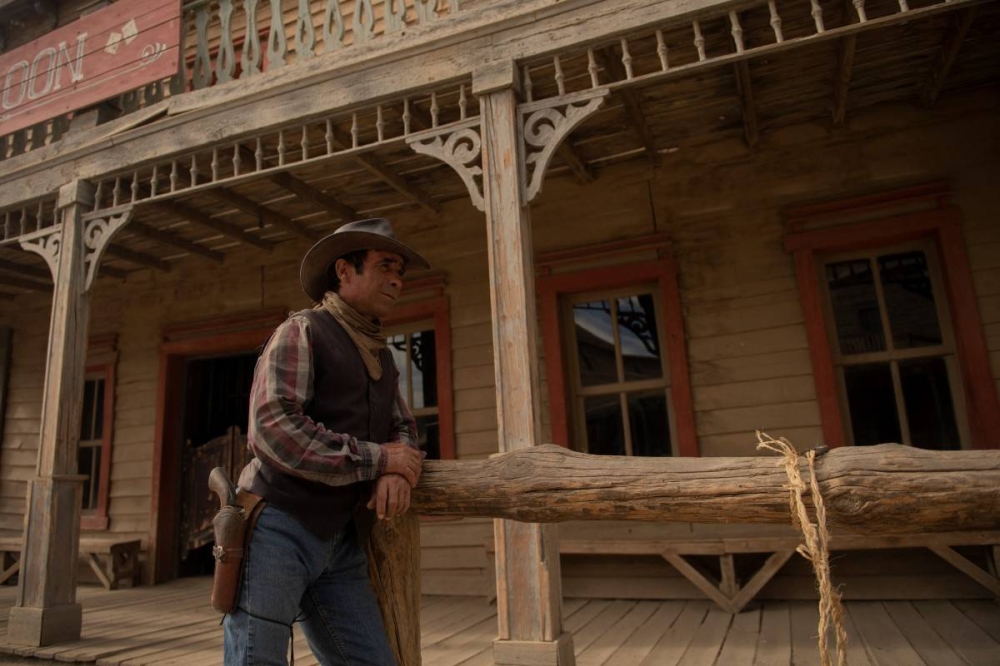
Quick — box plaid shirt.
[242,314,418,488]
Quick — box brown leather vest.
[250,309,396,539]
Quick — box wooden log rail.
[376,443,1000,665]
[410,444,1000,533]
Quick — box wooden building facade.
[0,0,998,659]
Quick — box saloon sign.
[0,0,182,136]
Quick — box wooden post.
[476,62,574,666]
[7,181,93,646]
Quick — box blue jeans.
[223,504,396,666]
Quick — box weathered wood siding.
[0,89,996,594]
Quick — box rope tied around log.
[756,431,848,666]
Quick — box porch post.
[475,63,575,666]
[8,181,94,646]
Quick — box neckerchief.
[319,291,386,380]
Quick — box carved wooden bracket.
[81,206,133,291]
[19,227,62,282]
[519,89,609,203]
[407,118,484,212]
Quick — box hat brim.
[300,230,430,302]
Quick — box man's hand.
[367,474,411,520]
[382,442,423,487]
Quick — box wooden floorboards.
[0,579,997,665]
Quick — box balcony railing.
[0,0,469,163]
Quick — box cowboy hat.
[299,218,430,302]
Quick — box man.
[225,218,429,665]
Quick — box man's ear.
[335,258,351,282]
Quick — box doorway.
[177,353,257,577]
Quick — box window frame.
[384,294,455,460]
[785,184,1000,449]
[563,286,678,456]
[538,250,698,457]
[819,239,971,448]
[80,360,115,531]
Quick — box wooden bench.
[0,536,142,590]
[486,528,1000,613]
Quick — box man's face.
[336,250,406,321]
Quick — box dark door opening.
[177,352,257,577]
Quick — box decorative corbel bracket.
[407,118,485,212]
[519,88,609,203]
[19,226,62,281]
[81,205,133,292]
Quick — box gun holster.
[211,490,266,614]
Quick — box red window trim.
[80,361,115,531]
[537,256,698,457]
[384,295,456,461]
[784,188,1000,450]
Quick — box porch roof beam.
[103,244,172,273]
[236,146,357,222]
[734,60,759,147]
[0,256,50,281]
[149,201,276,253]
[203,187,320,241]
[832,34,858,127]
[124,221,226,264]
[556,142,595,184]
[328,127,440,215]
[598,48,660,164]
[266,171,357,222]
[921,8,976,108]
[0,272,50,291]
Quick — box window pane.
[618,294,663,382]
[416,414,440,460]
[627,391,671,457]
[574,300,618,386]
[388,334,408,400]
[93,378,105,440]
[411,330,437,409]
[844,363,901,446]
[80,379,96,440]
[583,395,625,456]
[826,259,886,355]
[900,357,959,450]
[878,252,943,350]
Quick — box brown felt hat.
[299,218,430,302]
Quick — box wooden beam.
[555,143,594,185]
[598,48,659,165]
[0,272,49,291]
[7,181,91,646]
[236,146,357,222]
[832,34,858,127]
[102,244,172,273]
[328,128,440,215]
[202,187,320,241]
[150,201,275,253]
[266,171,357,222]
[921,8,976,108]
[124,221,225,264]
[0,257,50,281]
[734,60,759,147]
[411,443,1000,534]
[480,85,571,666]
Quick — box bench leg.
[662,551,734,613]
[727,549,796,614]
[0,553,19,586]
[929,545,1000,597]
[85,553,114,590]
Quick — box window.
[383,291,454,460]
[565,289,674,456]
[537,237,698,457]
[821,243,965,449]
[80,361,114,530]
[388,326,442,460]
[785,183,1000,450]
